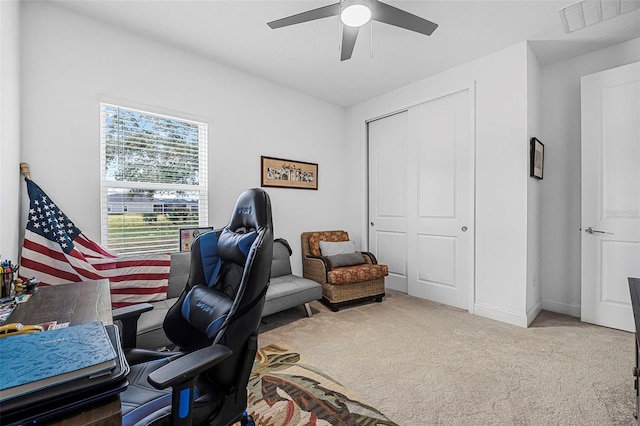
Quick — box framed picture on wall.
[261,156,318,190]
[530,137,544,180]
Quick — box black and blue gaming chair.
[118,188,273,426]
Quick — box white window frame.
[99,102,208,255]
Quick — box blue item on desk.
[0,321,117,401]
[0,324,129,426]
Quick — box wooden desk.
[7,279,112,326]
[6,280,121,426]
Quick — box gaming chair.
[118,188,273,426]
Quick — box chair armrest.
[148,344,233,389]
[112,303,154,320]
[112,303,154,349]
[360,251,379,264]
[145,344,233,426]
[303,255,329,284]
[124,347,183,366]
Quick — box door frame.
[365,82,477,313]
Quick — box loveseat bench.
[131,238,321,349]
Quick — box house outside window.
[100,103,208,255]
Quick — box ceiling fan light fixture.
[340,2,372,27]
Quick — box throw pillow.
[325,252,366,269]
[319,240,356,256]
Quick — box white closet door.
[407,90,471,309]
[368,112,409,293]
[368,89,473,309]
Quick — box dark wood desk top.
[7,279,112,326]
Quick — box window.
[100,103,208,255]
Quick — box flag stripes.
[19,178,170,308]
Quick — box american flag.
[19,178,171,308]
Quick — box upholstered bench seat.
[263,274,321,317]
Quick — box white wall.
[20,1,350,275]
[540,37,640,317]
[526,44,542,324]
[347,42,533,327]
[0,0,21,263]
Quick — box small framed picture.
[530,137,544,180]
[179,227,213,252]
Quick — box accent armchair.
[301,230,387,311]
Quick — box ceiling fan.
[267,0,438,61]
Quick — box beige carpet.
[258,290,635,425]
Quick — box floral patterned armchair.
[301,230,387,311]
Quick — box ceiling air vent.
[559,0,640,33]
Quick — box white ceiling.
[49,0,640,107]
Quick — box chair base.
[321,293,384,312]
[320,278,386,312]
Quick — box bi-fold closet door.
[368,89,473,310]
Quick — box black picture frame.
[261,156,318,190]
[530,137,544,180]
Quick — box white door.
[406,90,471,309]
[581,61,640,332]
[368,90,473,308]
[368,112,409,293]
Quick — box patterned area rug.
[247,343,397,426]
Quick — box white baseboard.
[541,298,580,318]
[526,298,543,326]
[473,302,529,328]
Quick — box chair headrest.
[226,188,271,233]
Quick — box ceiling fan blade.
[341,25,359,61]
[373,1,438,36]
[268,3,341,29]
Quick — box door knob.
[584,226,609,235]
[461,226,468,232]
[370,222,375,227]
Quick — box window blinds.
[100,103,208,255]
